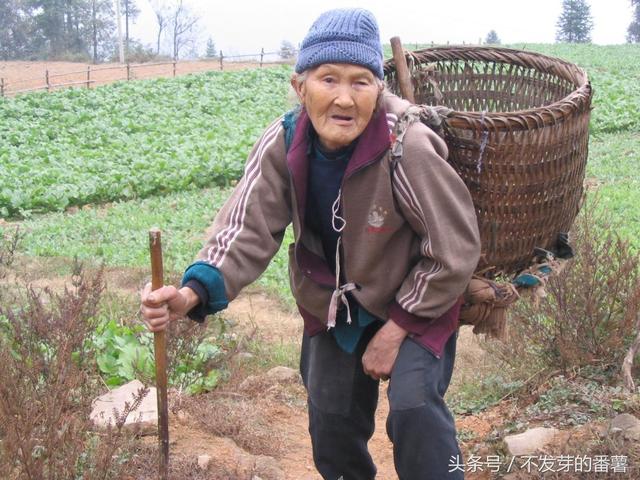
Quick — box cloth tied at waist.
[327,282,357,329]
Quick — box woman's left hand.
[362,319,408,381]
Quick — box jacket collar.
[286,107,391,223]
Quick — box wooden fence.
[0,49,288,97]
[0,41,487,98]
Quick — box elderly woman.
[141,8,480,480]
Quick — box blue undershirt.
[305,132,380,353]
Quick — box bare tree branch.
[170,0,199,60]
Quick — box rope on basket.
[460,243,573,340]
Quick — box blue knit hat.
[295,8,384,79]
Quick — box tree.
[279,40,296,60]
[0,0,34,60]
[556,0,594,43]
[90,0,115,63]
[485,30,501,45]
[168,0,200,60]
[150,0,169,55]
[149,0,199,59]
[0,0,117,61]
[120,0,140,55]
[628,0,640,43]
[205,37,217,58]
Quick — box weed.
[0,225,23,279]
[0,261,140,479]
[525,375,629,427]
[165,315,239,396]
[449,372,524,415]
[243,337,300,373]
[487,199,640,379]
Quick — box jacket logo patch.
[366,205,393,233]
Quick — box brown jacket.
[197,92,480,356]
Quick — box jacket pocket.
[288,243,332,321]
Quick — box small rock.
[609,413,640,441]
[265,366,300,384]
[239,374,261,391]
[235,452,255,478]
[234,352,255,363]
[197,454,212,470]
[504,427,560,456]
[90,379,156,435]
[253,455,285,480]
[176,409,190,424]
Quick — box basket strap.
[390,104,451,161]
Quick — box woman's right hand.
[139,283,199,332]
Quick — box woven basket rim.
[384,45,592,131]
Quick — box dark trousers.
[300,325,463,480]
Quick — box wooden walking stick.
[390,36,416,104]
[149,228,169,479]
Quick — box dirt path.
[180,290,487,479]
[207,290,399,479]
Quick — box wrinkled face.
[292,63,381,151]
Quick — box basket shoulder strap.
[390,104,451,170]
[390,104,451,161]
[282,106,302,153]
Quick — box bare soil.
[0,59,280,95]
[169,291,487,480]
[2,256,492,478]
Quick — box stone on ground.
[197,453,212,470]
[608,413,640,441]
[504,427,560,456]
[265,366,300,384]
[90,379,156,434]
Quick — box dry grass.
[181,392,286,458]
[121,444,237,480]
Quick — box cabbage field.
[0,67,291,217]
[0,45,639,281]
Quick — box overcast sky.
[131,0,635,56]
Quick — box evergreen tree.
[628,0,640,43]
[556,0,594,43]
[121,0,140,55]
[21,0,114,60]
[90,0,115,63]
[0,0,34,60]
[205,37,217,58]
[279,40,296,59]
[485,30,501,45]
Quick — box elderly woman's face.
[293,63,381,151]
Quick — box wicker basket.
[384,46,592,276]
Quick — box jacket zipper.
[338,149,388,285]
